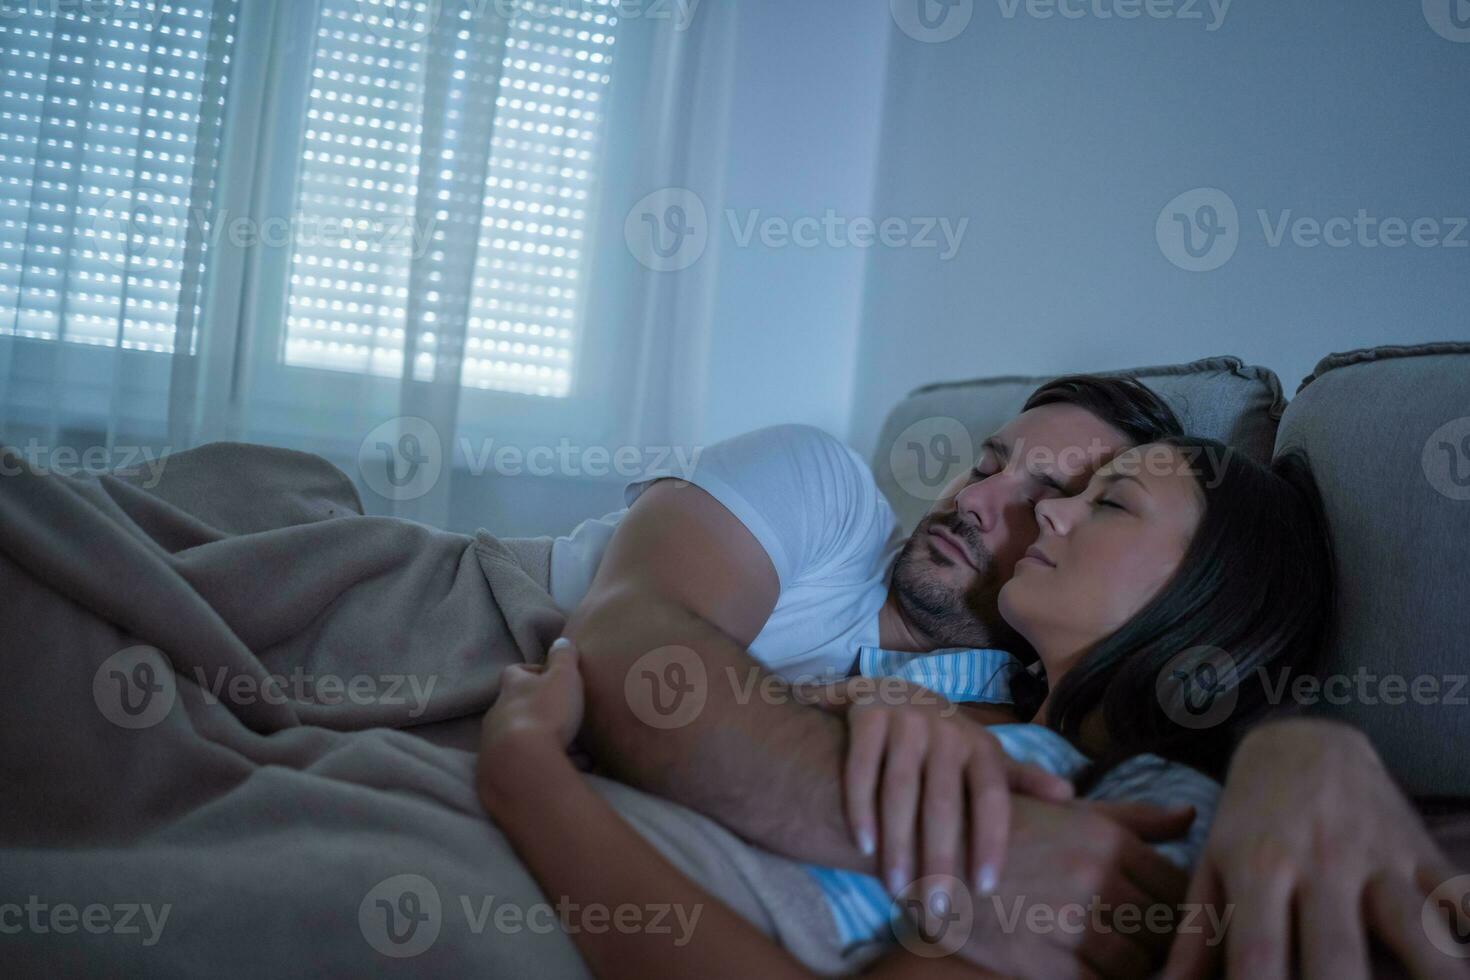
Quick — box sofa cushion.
[871,356,1286,533]
[1274,342,1470,797]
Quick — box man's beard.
[889,517,1033,660]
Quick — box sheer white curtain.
[1,0,726,530]
[616,0,737,454]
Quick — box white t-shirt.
[549,424,905,681]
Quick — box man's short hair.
[1022,374,1184,447]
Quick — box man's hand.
[948,798,1195,980]
[1164,718,1470,980]
[843,700,1074,901]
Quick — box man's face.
[889,403,1130,653]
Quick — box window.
[0,0,236,354]
[0,0,635,469]
[281,0,616,399]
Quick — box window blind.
[0,0,236,354]
[283,0,616,399]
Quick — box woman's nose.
[1034,494,1071,535]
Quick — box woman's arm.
[480,726,816,980]
[476,642,993,980]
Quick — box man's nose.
[953,474,1017,534]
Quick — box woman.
[475,437,1334,979]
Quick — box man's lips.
[927,525,978,570]
[1020,544,1056,568]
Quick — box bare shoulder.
[578,477,779,649]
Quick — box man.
[553,375,1461,979]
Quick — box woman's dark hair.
[1023,375,1184,447]
[1010,436,1336,782]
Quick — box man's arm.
[563,477,868,869]
[1164,717,1470,980]
[562,477,1202,979]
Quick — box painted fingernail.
[857,829,875,857]
[928,883,951,916]
[887,865,908,896]
[975,863,997,895]
[550,638,572,653]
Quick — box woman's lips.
[927,526,977,570]
[1020,544,1056,568]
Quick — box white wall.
[847,0,1470,456]
[696,1,891,445]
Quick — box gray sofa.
[870,344,1470,810]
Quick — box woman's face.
[997,443,1206,676]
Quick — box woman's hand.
[844,701,1075,908]
[480,637,585,753]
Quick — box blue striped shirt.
[805,647,1220,951]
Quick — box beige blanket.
[0,443,848,976]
